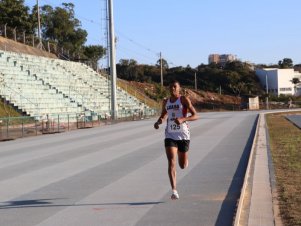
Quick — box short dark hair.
[169,80,180,86]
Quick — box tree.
[226,71,245,96]
[291,78,300,85]
[291,78,300,94]
[38,3,87,57]
[156,58,169,70]
[0,0,33,34]
[82,45,106,70]
[117,59,140,81]
[278,58,293,68]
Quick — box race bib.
[167,120,184,133]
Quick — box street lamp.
[160,52,163,87]
[194,71,197,91]
[108,0,117,119]
[265,72,269,109]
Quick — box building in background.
[208,54,237,65]
[255,68,301,96]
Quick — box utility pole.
[160,52,163,87]
[194,72,197,91]
[265,72,269,109]
[36,0,42,49]
[108,0,117,119]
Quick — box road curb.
[234,109,301,226]
[233,114,260,226]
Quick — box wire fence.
[1,101,299,142]
[0,109,158,141]
[0,23,70,58]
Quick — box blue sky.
[25,0,301,68]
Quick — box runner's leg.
[178,151,189,169]
[165,146,178,191]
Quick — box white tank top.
[165,96,190,140]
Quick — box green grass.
[266,112,301,226]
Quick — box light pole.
[36,0,42,49]
[194,71,197,91]
[265,72,269,109]
[108,0,117,119]
[160,52,163,87]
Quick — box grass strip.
[266,112,301,226]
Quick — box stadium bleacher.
[0,50,154,121]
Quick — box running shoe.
[171,190,179,200]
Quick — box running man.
[154,80,198,200]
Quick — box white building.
[255,68,301,96]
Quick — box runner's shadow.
[0,199,164,209]
[0,199,61,209]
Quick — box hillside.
[0,37,57,59]
[128,81,241,108]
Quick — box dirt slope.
[0,36,57,58]
[128,81,241,105]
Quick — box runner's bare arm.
[175,96,198,125]
[154,98,168,129]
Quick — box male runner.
[154,80,198,200]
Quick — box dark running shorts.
[164,138,190,153]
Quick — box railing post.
[4,23,7,37]
[23,31,26,44]
[22,117,24,137]
[57,115,60,133]
[84,112,86,128]
[68,114,70,131]
[6,118,9,140]
[77,114,79,129]
[13,27,17,41]
[35,119,37,136]
[48,41,50,53]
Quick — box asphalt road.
[0,111,258,226]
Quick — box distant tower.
[208,54,237,66]
[208,54,220,64]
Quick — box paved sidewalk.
[248,114,274,226]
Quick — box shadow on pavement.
[0,199,164,209]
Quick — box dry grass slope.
[0,37,57,58]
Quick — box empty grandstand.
[0,50,156,122]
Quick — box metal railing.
[0,109,158,141]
